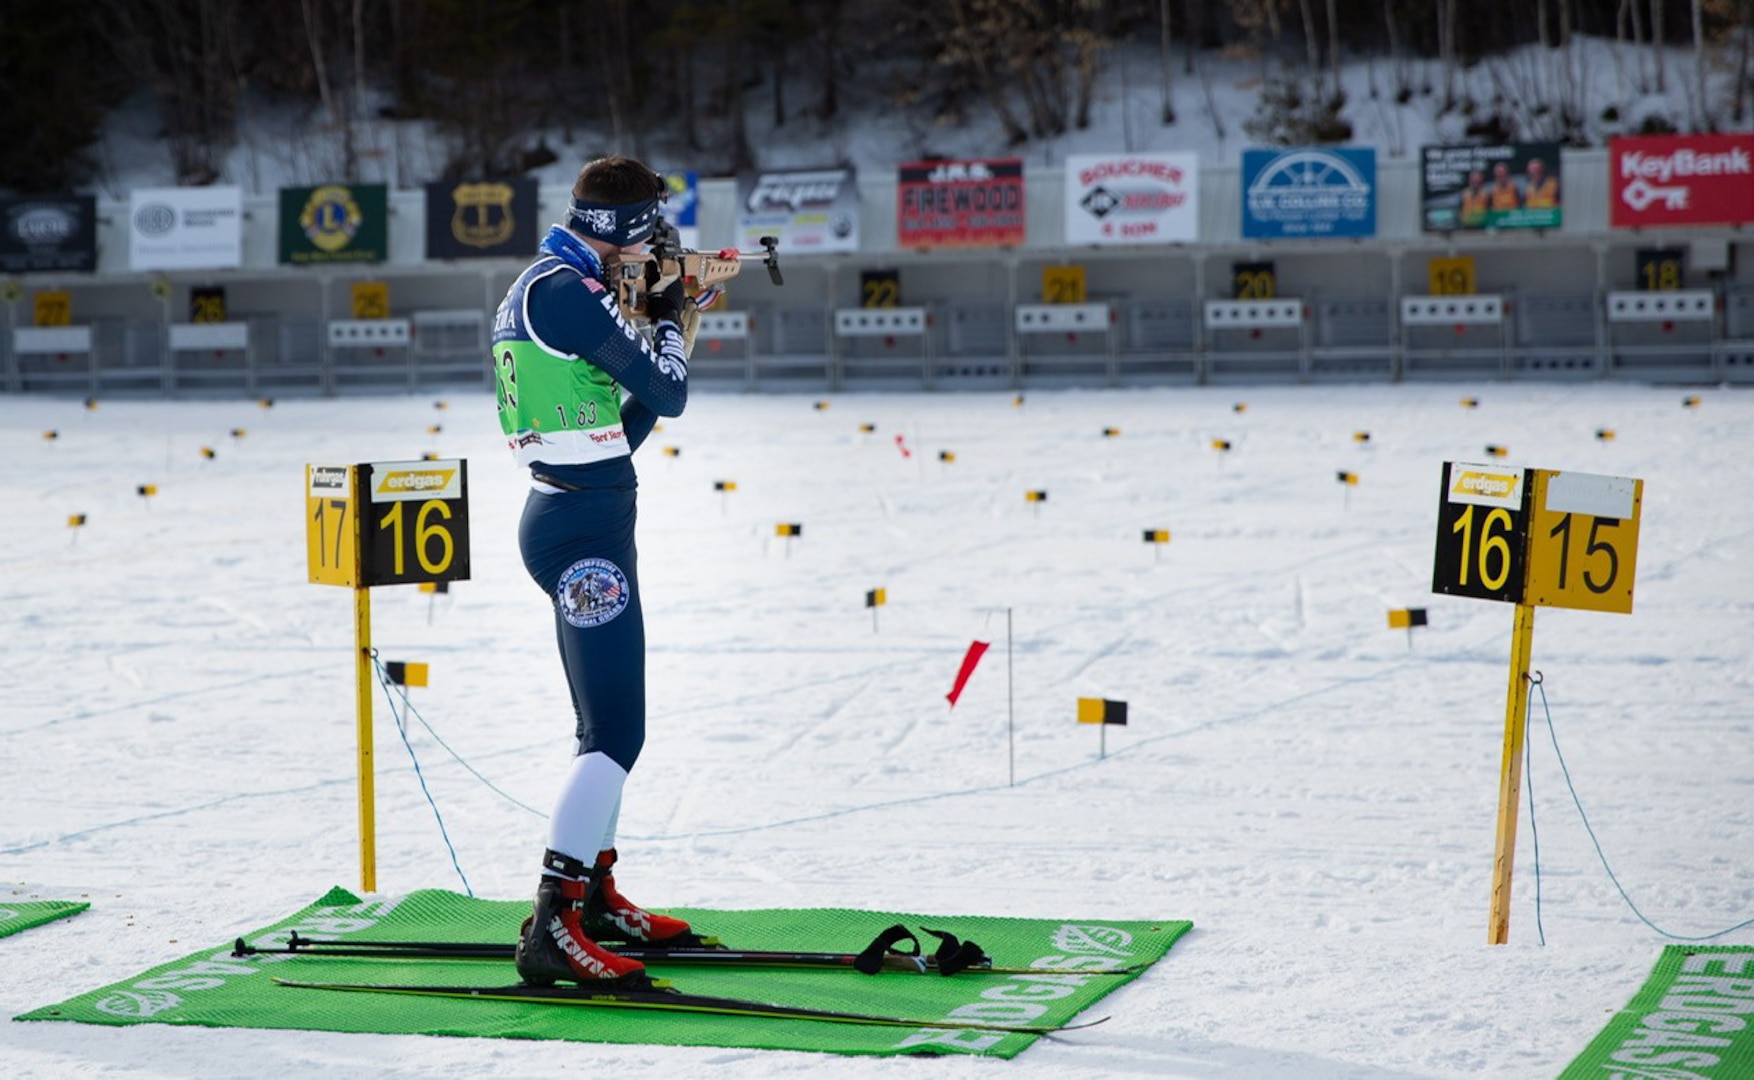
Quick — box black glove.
[646,273,686,325]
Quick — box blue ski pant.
[518,484,645,772]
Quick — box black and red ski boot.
[583,847,704,948]
[514,852,652,988]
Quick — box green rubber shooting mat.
[1558,945,1754,1079]
[0,899,90,939]
[15,887,1190,1059]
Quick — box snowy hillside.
[87,37,1752,198]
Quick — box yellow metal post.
[1487,602,1536,944]
[354,581,376,893]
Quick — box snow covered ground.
[1,380,1751,1078]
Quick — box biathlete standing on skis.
[491,154,717,989]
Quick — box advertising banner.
[1241,148,1376,239]
[897,157,1025,250]
[1064,153,1198,244]
[1610,133,1754,229]
[0,195,97,274]
[129,186,243,271]
[662,171,700,248]
[278,183,388,265]
[1421,142,1562,231]
[424,177,538,260]
[736,166,859,253]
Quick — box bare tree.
[1160,0,1177,124]
[1651,0,1667,92]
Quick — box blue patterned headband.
[566,195,662,247]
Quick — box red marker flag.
[946,641,991,707]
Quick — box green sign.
[278,183,388,265]
[1560,947,1754,1079]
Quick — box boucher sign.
[1610,133,1754,229]
[1064,153,1198,245]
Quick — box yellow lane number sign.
[1525,469,1641,614]
[306,464,359,587]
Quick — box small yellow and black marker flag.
[1387,607,1428,649]
[1079,697,1130,757]
[1387,608,1429,629]
[662,446,681,458]
[713,480,737,492]
[426,424,442,435]
[1212,439,1232,452]
[865,587,886,608]
[137,484,157,498]
[42,430,58,441]
[1077,697,1128,725]
[1233,402,1248,414]
[433,400,448,411]
[200,446,216,460]
[813,400,830,411]
[775,523,803,537]
[1102,426,1121,438]
[83,397,98,411]
[1461,397,1480,409]
[1336,471,1359,486]
[1013,394,1025,407]
[1025,490,1048,502]
[68,513,87,528]
[418,579,450,624]
[421,451,440,461]
[1143,528,1169,562]
[858,422,876,434]
[230,428,246,439]
[1595,428,1616,441]
[1352,431,1371,444]
[258,397,275,409]
[1484,445,1509,458]
[1682,395,1701,409]
[384,661,429,688]
[938,450,955,463]
[653,423,665,433]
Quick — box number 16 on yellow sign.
[1432,461,1642,944]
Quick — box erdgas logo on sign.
[1447,464,1523,507]
[371,467,460,501]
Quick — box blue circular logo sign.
[556,558,629,628]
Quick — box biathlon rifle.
[604,219,782,325]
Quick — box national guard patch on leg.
[556,558,630,628]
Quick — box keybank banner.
[129,186,243,271]
[278,183,388,265]
[1421,142,1562,232]
[424,177,538,260]
[0,194,97,273]
[1610,133,1754,229]
[897,157,1025,250]
[1064,153,1199,245]
[1242,148,1376,239]
[736,165,859,253]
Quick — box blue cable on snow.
[1527,674,1754,942]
